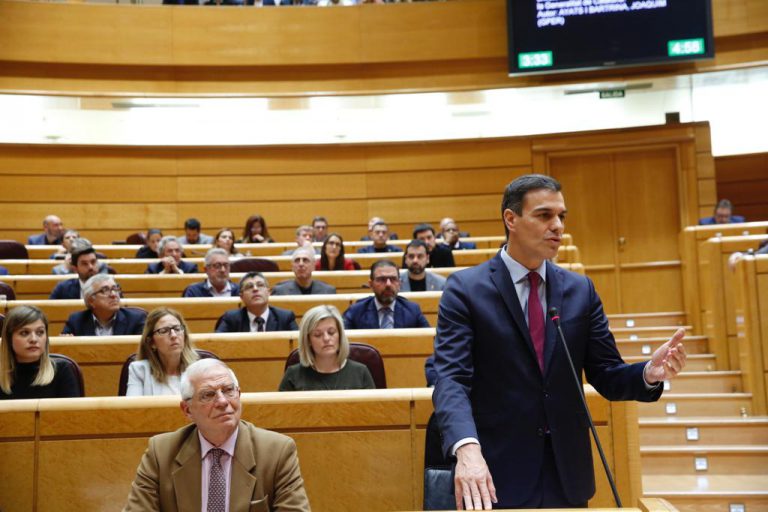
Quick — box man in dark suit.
[433,174,687,509]
[145,236,199,274]
[413,223,455,268]
[27,214,64,245]
[124,359,310,511]
[343,260,430,329]
[49,238,102,300]
[61,274,146,336]
[439,218,477,251]
[357,221,402,254]
[272,246,336,296]
[216,272,298,333]
[182,248,240,298]
[699,198,746,225]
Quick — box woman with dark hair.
[240,215,274,244]
[0,305,80,399]
[126,307,199,396]
[316,232,356,271]
[135,229,163,259]
[213,228,243,259]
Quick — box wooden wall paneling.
[583,268,620,313]
[0,402,37,512]
[618,265,683,314]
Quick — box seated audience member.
[215,272,298,333]
[126,307,199,396]
[28,214,65,245]
[282,225,317,255]
[312,216,329,243]
[213,228,243,259]
[357,221,401,253]
[123,359,310,511]
[343,260,430,329]
[135,229,163,259]
[279,305,374,391]
[439,218,476,250]
[272,247,336,296]
[182,248,240,298]
[413,223,455,268]
[145,236,199,274]
[240,214,274,244]
[0,305,81,399]
[178,217,214,245]
[361,216,398,241]
[399,240,447,292]
[51,229,80,275]
[61,275,147,336]
[699,199,746,225]
[316,232,356,271]
[49,238,103,300]
[0,266,7,276]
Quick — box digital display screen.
[507,1,715,75]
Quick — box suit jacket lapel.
[266,307,279,331]
[230,424,259,512]
[172,426,203,512]
[239,308,251,332]
[83,313,97,336]
[113,309,126,336]
[488,255,539,367]
[544,261,564,378]
[367,298,380,328]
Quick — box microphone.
[548,307,623,508]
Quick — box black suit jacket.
[427,245,455,268]
[433,254,661,506]
[182,280,240,298]
[215,306,298,333]
[342,296,430,330]
[61,307,147,336]
[49,278,81,300]
[145,261,199,274]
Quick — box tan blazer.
[124,420,310,512]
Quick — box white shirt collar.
[199,426,239,456]
[499,245,547,284]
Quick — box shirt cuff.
[451,437,480,456]
[643,361,662,390]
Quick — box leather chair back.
[50,353,86,397]
[284,342,386,388]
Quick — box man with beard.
[413,223,455,268]
[343,260,430,329]
[399,240,447,292]
[61,274,147,336]
[49,238,104,300]
[182,249,240,298]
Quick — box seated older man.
[145,236,199,274]
[61,274,147,336]
[272,246,335,296]
[123,359,310,511]
[183,248,240,298]
[28,214,65,245]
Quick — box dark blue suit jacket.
[182,280,240,298]
[28,233,61,245]
[61,307,147,336]
[698,215,745,225]
[49,278,81,300]
[215,306,298,333]
[343,296,430,330]
[356,245,402,254]
[432,254,661,506]
[144,261,199,274]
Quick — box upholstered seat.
[284,342,387,389]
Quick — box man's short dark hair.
[412,223,435,238]
[715,199,733,211]
[405,239,428,253]
[184,218,201,231]
[312,216,327,225]
[239,271,268,288]
[70,238,97,266]
[369,259,398,279]
[501,174,562,235]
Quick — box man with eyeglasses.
[343,260,430,330]
[356,221,402,254]
[183,248,241,298]
[124,358,310,511]
[61,274,147,336]
[145,236,200,275]
[215,272,299,333]
[439,218,477,251]
[272,247,336,296]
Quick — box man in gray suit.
[399,239,447,292]
[272,246,336,296]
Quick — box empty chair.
[125,232,147,245]
[284,342,387,389]
[49,353,86,397]
[0,240,29,259]
[231,258,280,273]
[0,282,16,301]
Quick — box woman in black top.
[279,305,374,391]
[0,305,80,399]
[135,229,163,259]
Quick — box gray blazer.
[399,270,447,292]
[271,279,336,296]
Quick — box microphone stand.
[548,307,623,508]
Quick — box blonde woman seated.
[0,305,81,399]
[126,307,199,396]
[279,305,374,391]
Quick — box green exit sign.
[518,51,553,69]
[668,38,706,57]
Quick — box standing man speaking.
[432,174,686,509]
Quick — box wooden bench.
[0,386,640,512]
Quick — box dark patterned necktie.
[207,448,226,512]
[255,317,265,332]
[380,307,394,329]
[527,272,545,372]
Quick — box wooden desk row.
[0,387,640,512]
[1,245,582,275]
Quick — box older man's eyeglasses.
[94,285,121,296]
[152,324,184,336]
[241,282,268,292]
[196,384,239,403]
[208,262,230,270]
